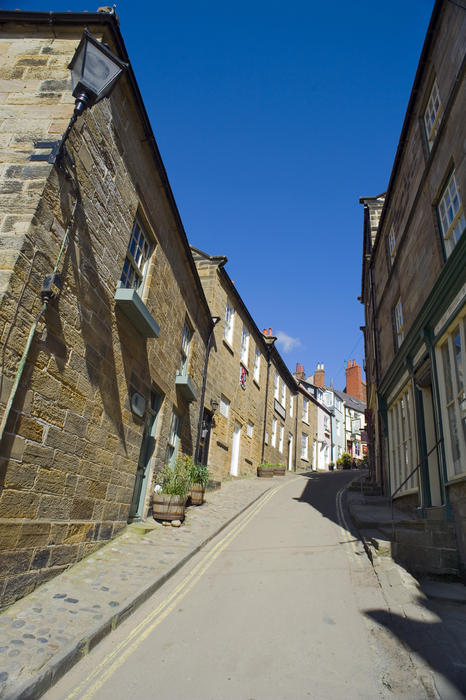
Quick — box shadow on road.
[293,469,361,534]
[366,599,466,698]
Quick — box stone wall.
[448,480,466,578]
[0,21,210,607]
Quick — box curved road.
[44,471,429,700]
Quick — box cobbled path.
[0,477,279,700]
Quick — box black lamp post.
[32,28,128,166]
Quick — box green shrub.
[189,461,210,487]
[155,456,191,497]
[340,452,353,469]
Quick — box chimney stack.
[345,360,363,400]
[314,363,325,387]
[294,363,306,381]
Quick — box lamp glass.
[69,30,127,105]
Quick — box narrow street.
[43,472,431,700]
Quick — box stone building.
[360,0,465,575]
[0,10,212,606]
[191,247,298,478]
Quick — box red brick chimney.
[314,363,325,387]
[345,360,363,400]
[294,363,305,380]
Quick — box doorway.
[230,421,242,476]
[287,433,293,470]
[128,389,162,522]
[198,408,213,466]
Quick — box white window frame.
[424,78,442,151]
[302,397,309,424]
[281,382,286,409]
[279,424,284,453]
[180,320,193,376]
[220,394,230,418]
[165,409,181,467]
[437,171,465,258]
[271,417,277,448]
[240,325,250,365]
[301,433,308,460]
[120,217,153,293]
[253,346,261,383]
[394,298,404,348]
[388,225,397,266]
[436,316,466,477]
[289,395,294,418]
[247,421,254,438]
[388,383,418,494]
[274,372,279,400]
[224,300,235,345]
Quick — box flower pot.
[273,467,286,476]
[152,493,186,521]
[189,483,205,506]
[257,467,274,478]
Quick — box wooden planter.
[257,467,274,478]
[189,483,205,506]
[274,467,286,476]
[152,494,186,521]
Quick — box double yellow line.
[65,479,295,700]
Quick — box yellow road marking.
[65,478,298,700]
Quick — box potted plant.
[257,462,275,478]
[152,457,191,521]
[188,459,210,506]
[273,463,286,476]
[328,461,335,471]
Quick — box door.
[128,390,161,522]
[287,433,293,470]
[230,421,241,476]
[198,409,213,466]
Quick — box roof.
[334,389,366,413]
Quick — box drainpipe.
[194,316,220,463]
[260,332,276,463]
[368,256,385,492]
[294,392,298,471]
[0,197,79,445]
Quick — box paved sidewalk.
[0,476,281,700]
[346,485,466,699]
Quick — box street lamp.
[33,28,128,165]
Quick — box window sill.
[175,373,198,402]
[115,288,160,338]
[223,338,234,355]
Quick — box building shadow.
[366,598,466,698]
[293,469,361,533]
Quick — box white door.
[230,421,241,476]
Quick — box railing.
[390,437,443,527]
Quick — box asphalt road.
[43,471,430,700]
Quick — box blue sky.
[14,0,434,388]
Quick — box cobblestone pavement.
[0,477,277,700]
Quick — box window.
[279,424,284,453]
[274,372,280,400]
[324,415,330,431]
[388,384,418,493]
[437,171,465,258]
[253,346,261,383]
[247,421,254,438]
[224,300,235,345]
[240,326,250,365]
[424,79,442,151]
[271,417,277,448]
[336,420,341,437]
[437,318,465,476]
[335,397,342,412]
[220,395,230,418]
[302,397,309,424]
[281,382,286,409]
[179,321,193,375]
[301,433,308,460]
[165,409,180,466]
[394,298,404,348]
[289,395,294,418]
[120,217,153,291]
[388,225,397,266]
